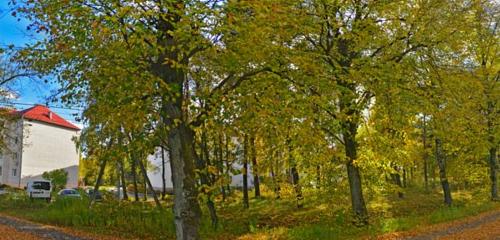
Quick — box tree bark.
[143,162,148,201]
[131,156,139,202]
[161,146,167,200]
[316,165,321,189]
[250,135,260,198]
[166,121,202,240]
[217,134,226,201]
[197,129,218,229]
[391,165,404,198]
[403,168,407,188]
[137,155,162,210]
[224,134,231,195]
[119,160,128,201]
[290,166,304,208]
[242,134,249,208]
[423,115,429,191]
[288,141,303,208]
[489,146,498,200]
[435,138,452,206]
[150,2,201,238]
[344,121,368,225]
[90,156,107,207]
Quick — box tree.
[467,1,499,200]
[257,0,471,223]
[42,169,68,191]
[16,1,277,238]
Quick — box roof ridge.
[15,104,80,131]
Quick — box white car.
[26,180,52,202]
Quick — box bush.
[42,169,68,191]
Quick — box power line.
[0,44,40,51]
[0,101,84,111]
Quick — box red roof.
[15,105,80,131]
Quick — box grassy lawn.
[0,185,498,240]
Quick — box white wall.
[0,119,23,186]
[20,120,80,188]
[146,147,254,191]
[147,148,173,191]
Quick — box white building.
[147,142,254,192]
[0,105,80,188]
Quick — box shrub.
[42,169,68,191]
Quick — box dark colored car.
[57,189,82,199]
[85,188,103,201]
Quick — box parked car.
[108,186,126,200]
[85,188,103,201]
[26,180,52,202]
[57,189,81,199]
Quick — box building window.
[12,168,17,177]
[15,137,18,144]
[14,153,18,160]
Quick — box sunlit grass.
[0,184,498,240]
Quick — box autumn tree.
[254,0,472,223]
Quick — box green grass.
[0,185,498,240]
[0,192,175,239]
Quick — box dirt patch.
[0,224,42,240]
[377,209,500,240]
[0,214,125,240]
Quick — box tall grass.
[0,194,175,239]
[0,187,498,240]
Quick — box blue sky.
[0,2,82,126]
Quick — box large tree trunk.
[435,138,452,206]
[344,121,368,225]
[166,121,202,240]
[161,75,201,238]
[250,135,260,198]
[150,2,201,238]
[242,134,249,208]
[489,146,498,200]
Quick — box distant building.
[0,105,80,188]
[147,138,254,192]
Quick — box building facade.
[0,105,80,188]
[147,140,254,192]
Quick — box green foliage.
[9,0,500,238]
[42,169,68,191]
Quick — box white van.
[26,180,52,202]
